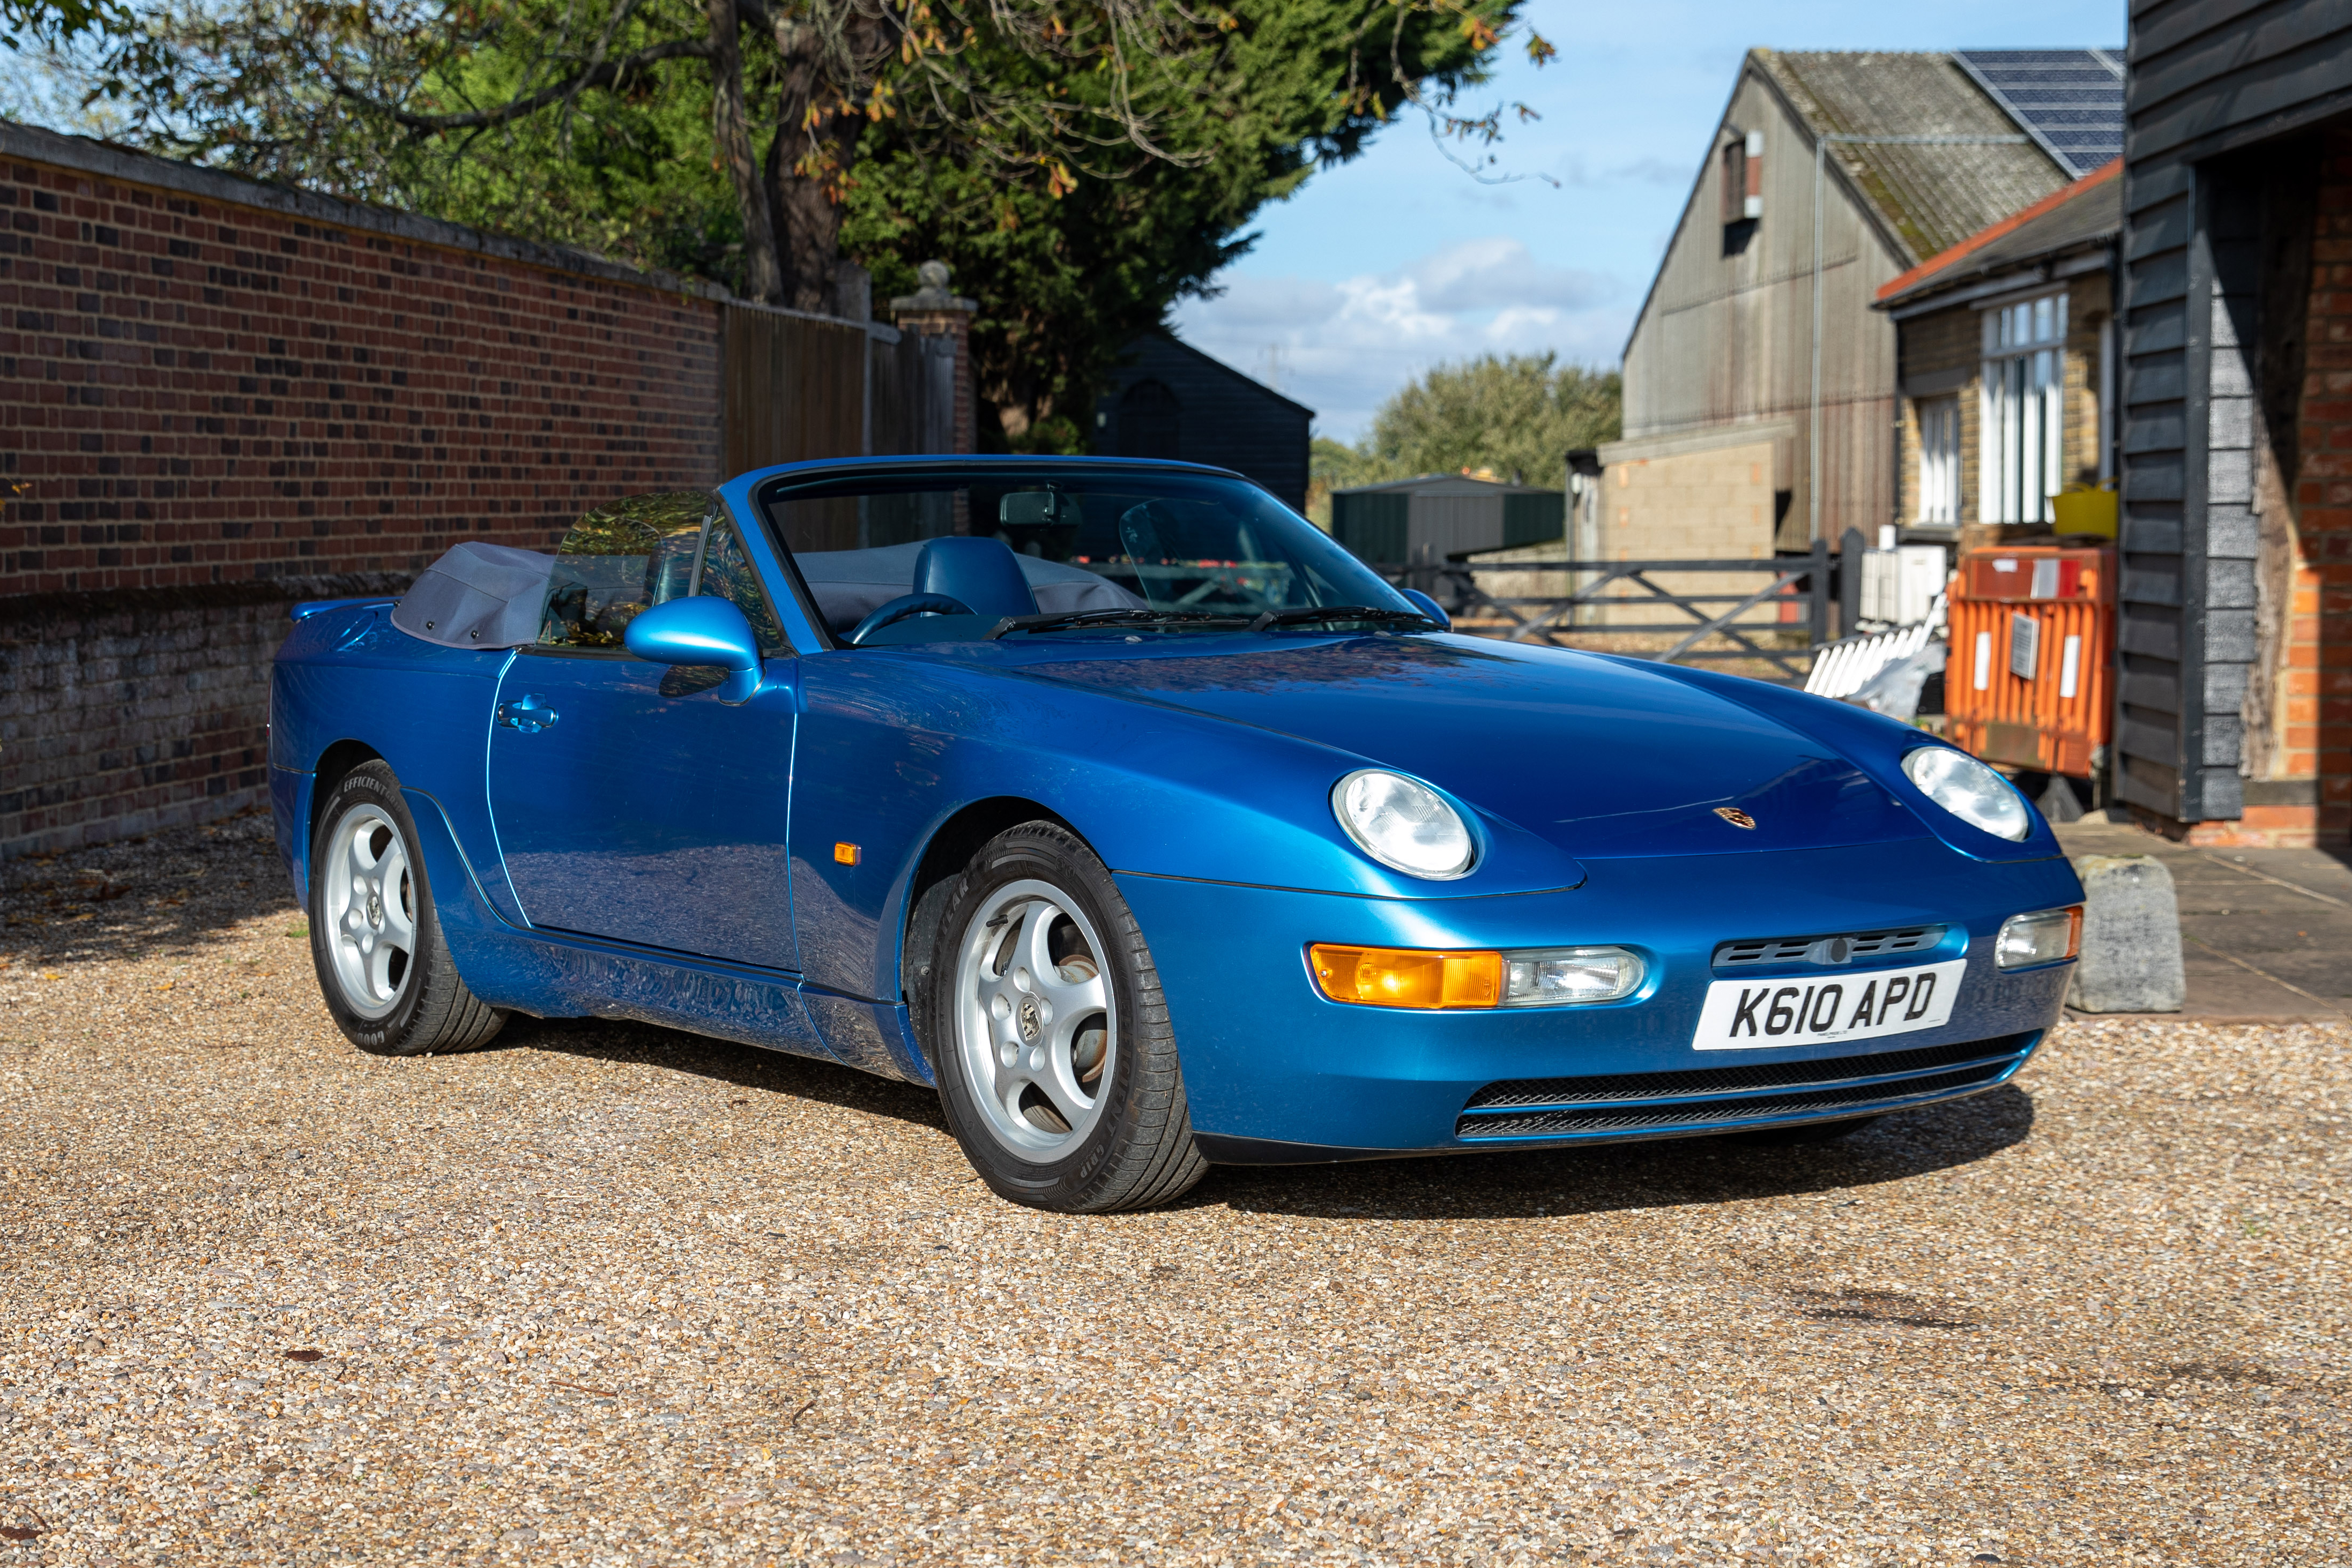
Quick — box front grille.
[1464,1036,2023,1109]
[1454,1033,2031,1140]
[1713,924,1944,968]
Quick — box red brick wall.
[2287,129,2352,844]
[1,154,721,594]
[0,126,728,857]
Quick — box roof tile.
[1758,49,2076,264]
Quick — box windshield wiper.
[986,607,1253,639]
[1246,605,1439,632]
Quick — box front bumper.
[1115,838,2078,1160]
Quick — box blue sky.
[1174,0,2127,443]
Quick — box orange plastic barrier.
[1946,543,2113,779]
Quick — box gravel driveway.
[3,814,2346,1566]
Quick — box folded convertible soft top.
[390,542,557,649]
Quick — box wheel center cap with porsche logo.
[1714,807,1758,830]
[1017,995,1042,1043]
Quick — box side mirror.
[1398,587,1451,631]
[624,596,764,703]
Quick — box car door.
[487,504,801,973]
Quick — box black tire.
[1733,1115,1880,1146]
[308,760,506,1056]
[925,822,1208,1213]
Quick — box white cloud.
[1408,237,1610,315]
[1170,238,1628,442]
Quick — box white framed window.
[1979,292,2067,522]
[1916,395,1961,523]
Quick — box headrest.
[913,535,1040,620]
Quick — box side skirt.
[403,786,845,1069]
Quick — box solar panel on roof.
[1954,48,2125,179]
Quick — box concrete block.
[2067,855,2187,1013]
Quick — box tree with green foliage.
[1321,352,1621,494]
[3,0,124,49]
[87,0,1550,448]
[3,0,170,103]
[846,3,1545,451]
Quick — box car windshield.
[758,468,1417,646]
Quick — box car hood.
[999,633,1931,860]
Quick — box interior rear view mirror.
[999,490,1066,527]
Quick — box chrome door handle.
[496,695,559,734]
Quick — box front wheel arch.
[898,796,1085,1023]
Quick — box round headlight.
[1901,746,2031,841]
[1332,770,1475,879]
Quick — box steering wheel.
[848,591,973,645]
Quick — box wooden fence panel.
[869,329,957,457]
[721,304,867,475]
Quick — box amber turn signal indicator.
[1309,944,1502,1010]
[833,842,861,866]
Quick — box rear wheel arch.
[309,740,383,843]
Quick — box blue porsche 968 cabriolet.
[271,457,2082,1212]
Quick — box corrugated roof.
[1876,159,2121,308]
[1953,49,2126,178]
[1755,49,2076,265]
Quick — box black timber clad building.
[2120,1,2352,841]
[1329,476,1567,566]
[1093,333,1314,513]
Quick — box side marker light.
[833,842,861,866]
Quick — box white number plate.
[1692,960,1967,1051]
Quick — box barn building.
[1606,48,2125,561]
[1092,333,1314,514]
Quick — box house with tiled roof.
[1598,48,2123,565]
[1872,159,2122,535]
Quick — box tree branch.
[341,35,715,136]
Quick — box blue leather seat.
[913,536,1039,619]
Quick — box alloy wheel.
[950,877,1118,1159]
[321,803,416,1019]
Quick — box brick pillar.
[890,260,977,457]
